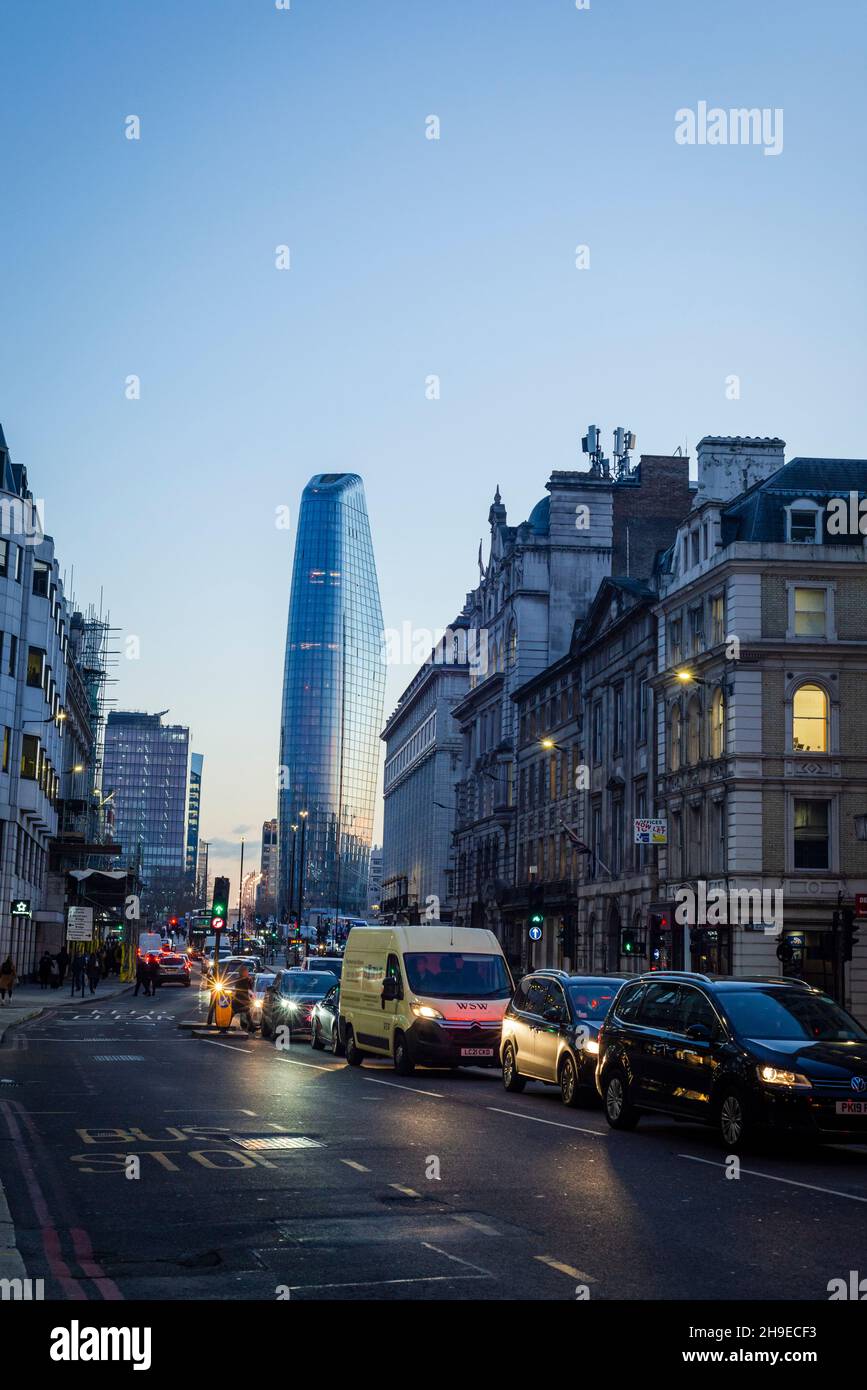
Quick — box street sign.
[211,917,225,931]
[855,893,867,919]
[634,818,667,845]
[10,899,31,916]
[67,906,93,941]
[529,925,542,941]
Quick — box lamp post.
[287,823,299,927]
[297,810,309,931]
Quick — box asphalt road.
[1,973,866,1302]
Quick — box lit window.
[669,705,682,772]
[687,696,701,764]
[794,587,826,637]
[709,688,726,759]
[792,684,828,752]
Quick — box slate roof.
[720,457,867,545]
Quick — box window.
[689,605,704,654]
[32,561,50,597]
[710,688,726,758]
[542,982,568,1021]
[613,686,624,755]
[669,704,682,772]
[7,634,17,677]
[26,647,45,689]
[687,696,701,764]
[691,531,700,567]
[787,503,821,543]
[591,805,602,880]
[669,619,682,666]
[613,982,646,1022]
[636,677,648,743]
[1,727,9,773]
[793,799,829,869]
[792,684,828,752]
[710,593,725,645]
[13,547,21,582]
[524,980,549,1017]
[640,982,682,1030]
[592,702,603,762]
[0,540,7,578]
[793,587,826,638]
[21,734,39,780]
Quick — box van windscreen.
[403,953,511,1000]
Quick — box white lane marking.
[535,1254,596,1282]
[450,1213,499,1236]
[679,1154,867,1203]
[240,1109,257,1116]
[421,1242,494,1277]
[199,1039,251,1054]
[340,1159,371,1172]
[287,1274,488,1292]
[390,1184,420,1197]
[487,1107,605,1136]
[364,1077,444,1098]
[273,1054,340,1072]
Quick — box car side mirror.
[381,978,398,1004]
[685,1023,711,1042]
[543,1006,563,1024]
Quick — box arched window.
[669,704,682,772]
[507,622,517,668]
[793,683,828,752]
[687,696,701,764]
[709,687,726,759]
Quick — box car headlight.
[411,1002,443,1020]
[582,1037,600,1055]
[757,1065,812,1089]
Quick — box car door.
[514,978,549,1077]
[323,984,339,1043]
[378,952,404,1054]
[666,986,726,1118]
[535,981,569,1082]
[630,982,685,1105]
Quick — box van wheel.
[345,1027,364,1067]
[559,1053,581,1107]
[502,1044,525,1093]
[393,1033,415,1076]
[603,1069,639,1130]
[717,1086,752,1151]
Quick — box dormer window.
[786,500,822,543]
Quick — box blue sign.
[528,925,542,941]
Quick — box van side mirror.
[381,978,399,1004]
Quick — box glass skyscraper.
[278,474,384,920]
[103,711,190,882]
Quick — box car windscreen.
[723,989,867,1043]
[402,953,512,1000]
[282,972,336,996]
[308,960,342,976]
[253,975,275,995]
[565,983,620,1020]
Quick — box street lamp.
[297,810,309,927]
[287,822,299,925]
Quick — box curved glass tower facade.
[278,474,384,920]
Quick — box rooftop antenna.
[612,427,637,479]
[581,425,610,478]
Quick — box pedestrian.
[134,954,149,997]
[100,945,111,979]
[0,956,16,1005]
[70,951,86,997]
[57,945,70,987]
[49,954,61,990]
[38,950,52,989]
[86,951,101,995]
[145,954,160,997]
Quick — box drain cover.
[232,1135,324,1152]
[92,1054,145,1062]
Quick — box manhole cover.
[232,1135,324,1152]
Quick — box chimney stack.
[695,436,785,506]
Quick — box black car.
[596,971,867,1149]
[260,969,338,1043]
[500,972,629,1106]
[310,983,342,1054]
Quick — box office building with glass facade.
[278,474,384,920]
[103,711,190,882]
[185,751,203,877]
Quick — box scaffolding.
[71,602,120,857]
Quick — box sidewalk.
[0,978,132,1044]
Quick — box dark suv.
[596,971,867,1149]
[500,971,629,1106]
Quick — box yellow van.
[338,924,514,1074]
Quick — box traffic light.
[842,907,859,963]
[169,916,178,928]
[622,928,636,955]
[211,876,230,930]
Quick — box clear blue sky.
[1,0,864,887]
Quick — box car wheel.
[344,1026,364,1066]
[717,1086,752,1151]
[330,1025,342,1056]
[559,1053,581,1108]
[393,1032,415,1076]
[310,1019,324,1050]
[603,1069,639,1130]
[502,1044,526,1093]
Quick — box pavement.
[0,968,866,1301]
[0,978,132,1044]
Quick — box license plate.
[836,1100,867,1115]
[461,1047,494,1057]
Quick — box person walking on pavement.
[145,953,160,997]
[134,953,149,997]
[86,951,101,995]
[70,951,86,997]
[38,950,52,989]
[0,956,17,1004]
[57,945,70,987]
[49,953,61,990]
